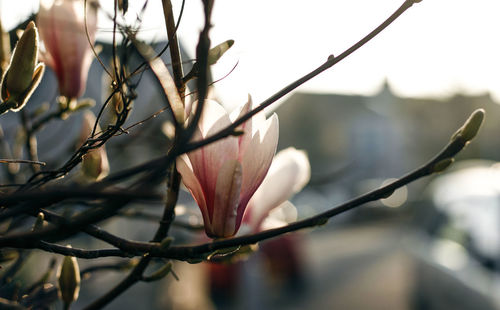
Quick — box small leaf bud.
[160,237,174,250]
[452,109,485,142]
[460,109,485,142]
[207,40,234,65]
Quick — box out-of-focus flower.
[242,147,310,232]
[0,21,45,113]
[37,0,97,99]
[177,98,279,238]
[79,111,109,181]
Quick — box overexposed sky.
[2,0,500,108]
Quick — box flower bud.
[79,111,110,181]
[5,22,37,93]
[0,21,45,112]
[57,254,81,308]
[32,212,45,231]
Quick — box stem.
[84,1,187,308]
[181,0,213,144]
[162,0,185,97]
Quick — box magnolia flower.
[37,0,97,99]
[177,99,279,238]
[242,147,310,232]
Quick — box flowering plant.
[0,0,486,309]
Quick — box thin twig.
[84,0,113,78]
[0,159,45,165]
[180,0,213,144]
[96,0,423,187]
[183,0,422,154]
[37,241,129,258]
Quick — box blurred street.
[305,224,411,309]
[271,220,414,310]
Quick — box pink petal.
[187,100,238,221]
[237,114,279,224]
[210,159,242,237]
[176,155,210,227]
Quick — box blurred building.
[276,81,499,188]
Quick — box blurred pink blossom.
[37,0,97,99]
[177,98,279,238]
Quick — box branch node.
[432,158,455,173]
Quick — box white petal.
[268,201,298,224]
[244,148,310,230]
[270,147,311,193]
[229,95,251,123]
[248,96,266,132]
[198,99,232,137]
[259,201,297,231]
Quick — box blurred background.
[1,0,500,309]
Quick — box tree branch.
[1,109,483,260]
